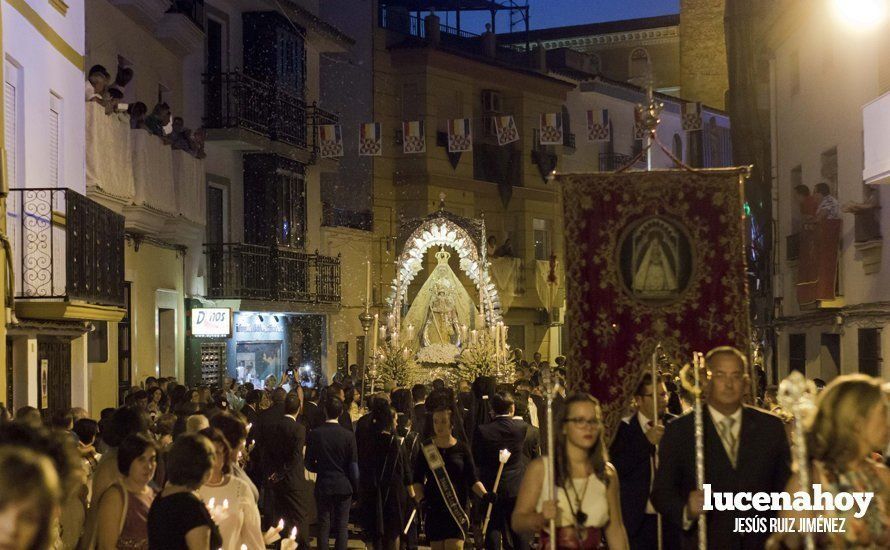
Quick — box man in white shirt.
[652,347,791,550]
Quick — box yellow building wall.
[369,29,571,361]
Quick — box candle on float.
[370,314,379,354]
[406,324,415,342]
[471,329,478,344]
[365,260,371,313]
[476,310,485,331]
[460,324,468,342]
[403,347,409,360]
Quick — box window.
[789,333,806,374]
[629,48,650,81]
[4,59,23,190]
[673,133,683,162]
[88,322,108,363]
[49,93,62,188]
[790,50,800,95]
[533,218,552,261]
[821,147,838,195]
[206,182,228,244]
[820,333,840,381]
[858,328,881,376]
[117,282,132,403]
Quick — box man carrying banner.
[610,372,678,550]
[652,347,791,550]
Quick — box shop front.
[186,302,327,388]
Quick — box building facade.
[771,2,890,383]
[4,0,126,414]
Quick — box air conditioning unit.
[481,90,502,113]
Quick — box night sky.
[445,0,680,32]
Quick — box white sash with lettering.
[422,442,470,539]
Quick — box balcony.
[85,101,205,240]
[204,244,341,305]
[322,203,373,231]
[8,189,126,321]
[599,153,633,171]
[203,71,314,160]
[853,207,882,274]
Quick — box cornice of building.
[538,26,679,51]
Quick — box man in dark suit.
[472,391,531,550]
[513,390,540,463]
[241,389,261,425]
[306,395,358,550]
[268,391,312,548]
[652,347,791,550]
[611,371,677,550]
[247,387,286,491]
[300,387,324,434]
[411,384,427,437]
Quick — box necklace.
[565,473,591,527]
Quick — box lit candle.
[476,309,485,331]
[403,347,409,360]
[471,329,478,344]
[406,324,415,342]
[371,314,379,354]
[365,260,371,313]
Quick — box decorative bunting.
[539,113,563,145]
[494,115,519,146]
[682,102,703,132]
[447,118,473,153]
[587,109,611,141]
[359,122,382,156]
[402,120,426,154]
[318,124,343,158]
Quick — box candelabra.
[358,310,374,408]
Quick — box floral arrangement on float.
[454,321,514,384]
[370,319,422,389]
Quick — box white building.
[4,0,127,413]
[771,2,890,382]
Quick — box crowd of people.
[0,346,889,550]
[87,64,206,158]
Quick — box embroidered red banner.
[558,169,752,438]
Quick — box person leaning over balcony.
[842,184,880,214]
[86,64,111,103]
[814,182,841,221]
[144,103,171,139]
[169,117,193,152]
[128,102,148,131]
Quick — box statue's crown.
[435,249,451,263]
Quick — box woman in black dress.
[413,401,494,549]
[147,433,222,550]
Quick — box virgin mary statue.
[404,249,475,362]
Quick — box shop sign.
[192,308,232,337]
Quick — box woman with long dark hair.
[512,393,629,549]
[413,401,493,550]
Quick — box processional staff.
[541,366,557,550]
[679,352,707,550]
[652,343,664,550]
[778,371,817,550]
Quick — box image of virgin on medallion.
[617,216,693,304]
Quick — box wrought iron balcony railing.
[204,243,340,304]
[599,153,633,172]
[8,188,125,307]
[307,103,340,156]
[203,71,309,148]
[322,203,373,231]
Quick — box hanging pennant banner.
[682,101,703,132]
[539,113,563,145]
[359,122,382,156]
[494,115,519,146]
[587,109,611,141]
[447,118,473,153]
[318,124,343,158]
[403,120,426,154]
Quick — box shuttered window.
[50,94,62,188]
[4,63,17,188]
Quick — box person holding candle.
[197,427,265,550]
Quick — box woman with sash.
[413,400,495,549]
[511,393,629,549]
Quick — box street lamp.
[832,0,888,30]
